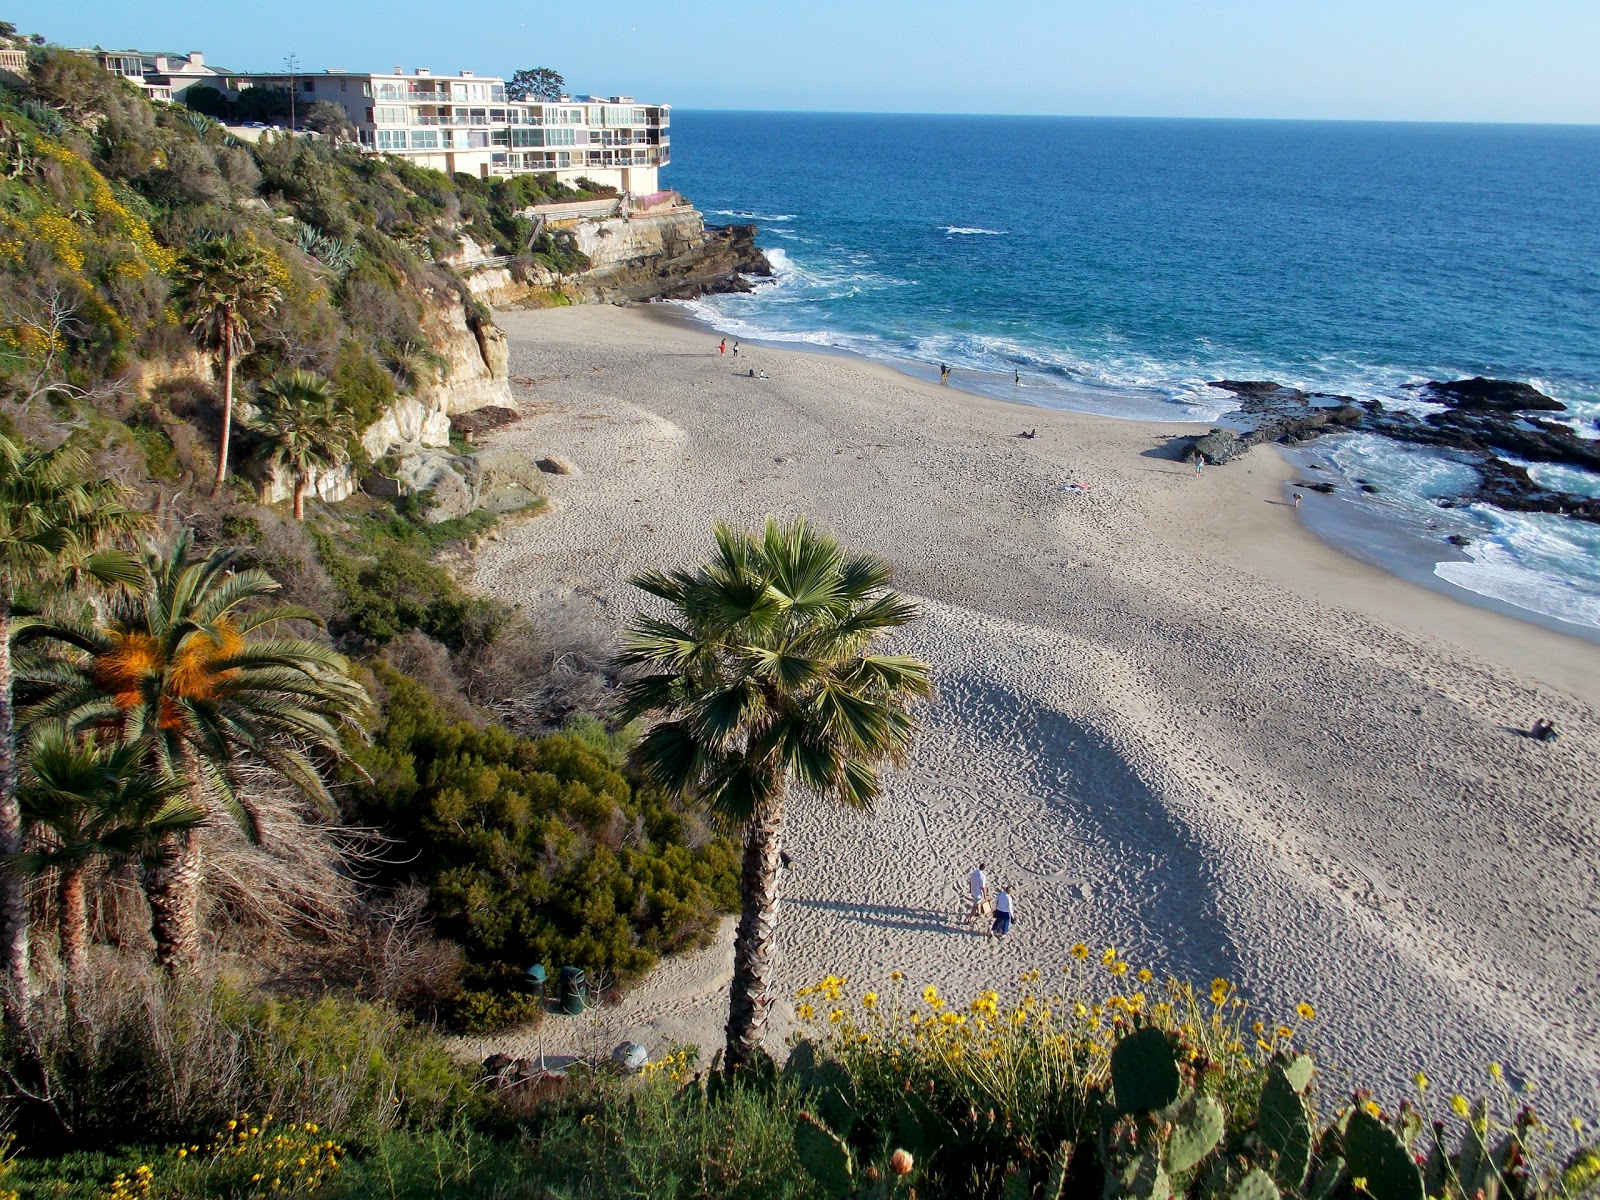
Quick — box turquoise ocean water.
[661,112,1600,633]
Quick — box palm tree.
[615,517,932,1067]
[16,731,201,985]
[20,529,368,971]
[0,434,143,1021]
[172,234,285,494]
[249,370,356,520]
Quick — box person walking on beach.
[732,341,740,358]
[967,862,988,922]
[1293,492,1303,507]
[1194,454,1205,476]
[990,886,1014,939]
[940,363,950,384]
[718,338,726,356]
[1014,369,1021,385]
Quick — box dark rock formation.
[1186,376,1600,524]
[1184,381,1363,464]
[1416,376,1564,413]
[564,221,773,304]
[654,223,773,300]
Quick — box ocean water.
[661,112,1600,631]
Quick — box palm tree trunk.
[143,827,202,973]
[724,791,786,1069]
[0,599,31,1024]
[58,863,88,983]
[292,474,306,520]
[212,332,235,495]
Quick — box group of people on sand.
[717,338,769,380]
[966,863,1015,939]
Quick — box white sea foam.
[944,226,1007,236]
[1434,511,1600,630]
[708,209,797,222]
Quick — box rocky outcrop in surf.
[1184,376,1600,524]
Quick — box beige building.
[225,68,670,194]
[77,48,227,104]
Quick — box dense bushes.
[346,669,739,1026]
[0,971,475,1156]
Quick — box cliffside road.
[464,305,1600,1119]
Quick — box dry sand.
[457,303,1600,1116]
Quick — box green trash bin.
[525,963,548,997]
[559,966,587,1016]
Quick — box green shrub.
[346,668,738,1024]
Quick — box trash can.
[559,966,587,1016]
[525,963,548,995]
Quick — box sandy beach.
[458,303,1600,1116]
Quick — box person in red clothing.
[718,338,727,355]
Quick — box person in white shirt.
[990,886,1014,938]
[967,863,988,921]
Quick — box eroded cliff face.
[467,210,772,307]
[255,279,510,506]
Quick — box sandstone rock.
[475,447,546,513]
[537,454,580,476]
[361,395,452,461]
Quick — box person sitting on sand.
[1293,492,1303,507]
[758,370,769,380]
[967,863,988,921]
[1529,718,1559,742]
[990,886,1013,939]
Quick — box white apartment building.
[224,68,670,194]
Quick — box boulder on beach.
[538,454,581,476]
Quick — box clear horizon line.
[667,105,1600,129]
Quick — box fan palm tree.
[172,234,285,494]
[615,517,932,1068]
[0,433,143,1021]
[250,370,356,520]
[16,731,201,985]
[20,529,368,971]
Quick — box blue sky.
[13,0,1600,123]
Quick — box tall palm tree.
[0,433,143,1021]
[172,234,285,494]
[20,530,368,971]
[249,370,356,520]
[16,731,201,985]
[615,517,932,1068]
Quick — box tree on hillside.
[173,235,284,494]
[250,370,356,520]
[507,67,565,102]
[616,517,933,1067]
[17,731,200,987]
[303,100,356,146]
[0,434,142,1023]
[21,530,368,971]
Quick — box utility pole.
[285,51,299,130]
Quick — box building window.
[410,129,439,149]
[376,129,407,150]
[557,151,571,167]
[491,129,510,146]
[375,105,406,124]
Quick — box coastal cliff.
[465,209,772,307]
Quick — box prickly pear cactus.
[1230,1168,1281,1200]
[1168,1093,1226,1175]
[1258,1060,1314,1188]
[1107,1151,1172,1200]
[795,1114,855,1200]
[1112,1027,1183,1114]
[1343,1110,1424,1200]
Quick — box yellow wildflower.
[1296,1002,1316,1020]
